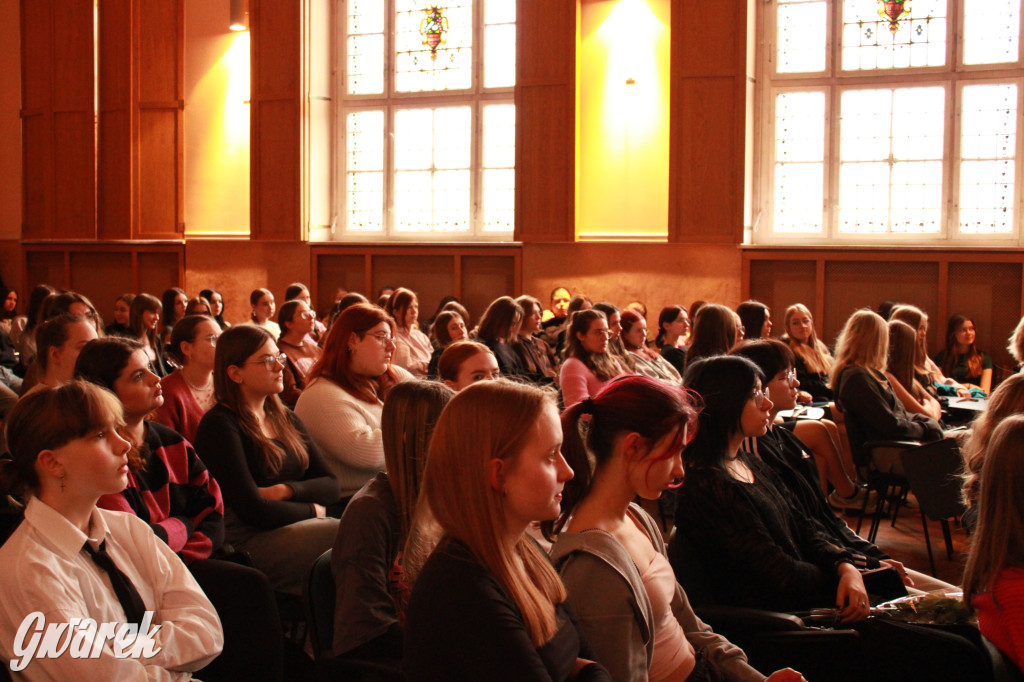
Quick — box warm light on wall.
[230,0,249,31]
[578,0,670,240]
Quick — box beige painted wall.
[183,0,250,236]
[0,0,22,243]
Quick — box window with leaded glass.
[758,0,1023,245]
[337,0,515,240]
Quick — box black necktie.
[83,540,147,627]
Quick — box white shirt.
[392,328,432,378]
[0,497,223,681]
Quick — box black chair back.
[305,549,335,661]
[899,438,965,521]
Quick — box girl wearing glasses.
[550,374,800,682]
[560,309,625,409]
[154,315,221,443]
[295,303,411,508]
[277,299,323,408]
[677,355,872,622]
[195,325,341,596]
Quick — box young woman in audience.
[553,293,594,359]
[154,315,221,443]
[1,286,17,336]
[105,293,135,337]
[550,374,799,682]
[731,340,864,509]
[386,287,433,378]
[31,312,99,390]
[248,288,280,338]
[656,305,690,375]
[403,380,611,681]
[276,299,322,408]
[620,309,682,384]
[737,300,772,340]
[185,296,212,317]
[331,380,454,666]
[427,309,467,379]
[42,290,104,335]
[284,282,326,343]
[15,283,55,366]
[0,382,223,679]
[474,295,527,379]
[560,309,625,409]
[194,325,341,596]
[684,303,737,369]
[130,292,170,377]
[886,320,943,421]
[437,340,501,391]
[831,310,944,473]
[961,373,1024,515]
[782,303,834,403]
[678,355,870,616]
[889,304,969,396]
[200,288,230,329]
[963,415,1024,674]
[513,295,559,385]
[936,314,993,395]
[295,303,410,506]
[161,287,188,345]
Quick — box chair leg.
[941,519,955,561]
[889,485,906,528]
[920,510,937,577]
[868,482,889,544]
[855,485,872,535]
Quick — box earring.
[60,474,65,494]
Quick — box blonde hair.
[783,303,833,375]
[1008,316,1024,367]
[962,374,1024,508]
[963,415,1024,606]
[418,380,566,646]
[831,309,889,386]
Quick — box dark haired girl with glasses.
[194,324,342,596]
[560,309,625,409]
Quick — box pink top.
[975,566,1024,672]
[559,357,623,408]
[393,327,433,378]
[154,370,208,445]
[642,551,696,681]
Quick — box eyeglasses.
[752,387,771,409]
[781,368,797,387]
[203,334,219,346]
[365,331,395,348]
[299,310,316,320]
[245,352,287,370]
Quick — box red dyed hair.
[310,303,400,404]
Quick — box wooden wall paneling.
[51,0,97,239]
[669,0,746,244]
[70,252,134,314]
[814,258,826,328]
[98,0,133,239]
[461,255,517,321]
[137,249,184,296]
[947,261,1023,381]
[134,0,184,239]
[364,254,373,298]
[250,0,303,240]
[372,255,455,320]
[514,0,575,242]
[748,259,816,320]
[313,252,367,312]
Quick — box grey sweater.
[550,505,765,682]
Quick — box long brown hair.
[130,293,162,349]
[684,303,737,368]
[783,303,833,375]
[962,374,1024,508]
[963,415,1024,606]
[941,314,984,379]
[214,325,307,476]
[419,380,567,646]
[565,309,620,381]
[890,305,932,378]
[887,319,926,401]
[382,380,454,540]
[310,303,400,405]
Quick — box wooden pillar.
[514,1,576,243]
[250,0,306,240]
[97,0,133,239]
[21,0,96,239]
[668,0,747,244]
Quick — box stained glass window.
[338,1,516,239]
[760,0,1024,245]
